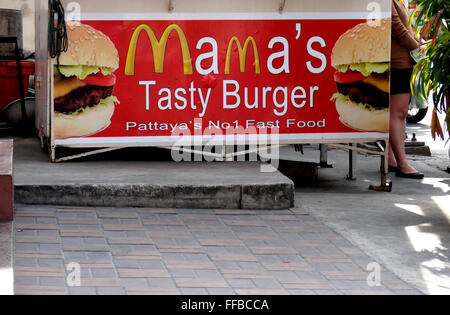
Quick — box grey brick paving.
[180,288,209,295]
[207,288,236,295]
[14,276,38,285]
[96,287,126,295]
[227,279,256,289]
[13,205,420,295]
[287,289,316,295]
[68,287,97,295]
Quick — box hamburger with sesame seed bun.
[53,23,120,139]
[331,19,391,133]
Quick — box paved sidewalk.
[13,205,421,295]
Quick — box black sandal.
[388,166,398,173]
[395,170,425,179]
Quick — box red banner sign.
[53,17,391,145]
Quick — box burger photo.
[331,19,391,133]
[53,23,120,139]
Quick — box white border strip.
[0,268,13,295]
[79,12,391,21]
[55,132,388,146]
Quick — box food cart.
[35,0,393,191]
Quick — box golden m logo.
[125,24,193,76]
[225,36,261,75]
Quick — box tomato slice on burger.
[83,72,116,87]
[334,69,366,84]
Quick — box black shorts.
[390,68,413,95]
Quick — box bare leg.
[389,93,418,174]
[388,144,397,167]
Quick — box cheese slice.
[54,77,87,99]
[363,76,390,93]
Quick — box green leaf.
[336,63,390,76]
[99,96,120,105]
[57,65,116,80]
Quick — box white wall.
[0,0,35,51]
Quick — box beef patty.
[336,82,389,110]
[55,85,115,113]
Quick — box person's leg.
[389,93,419,174]
[388,143,397,168]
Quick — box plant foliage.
[410,0,450,140]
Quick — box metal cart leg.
[346,143,357,180]
[319,144,333,168]
[370,140,392,192]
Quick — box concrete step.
[12,138,294,210]
[0,139,14,222]
[405,145,432,157]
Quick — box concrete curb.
[13,138,295,210]
[15,182,295,210]
[405,146,432,157]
